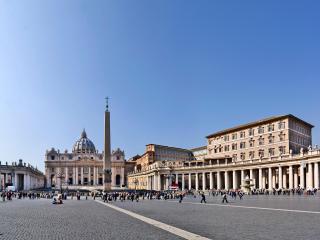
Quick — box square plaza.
[1,194,320,240]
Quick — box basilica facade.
[45,129,134,190]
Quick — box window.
[240,131,245,138]
[259,137,264,146]
[232,133,237,140]
[279,133,285,141]
[279,146,286,154]
[240,152,245,160]
[249,151,255,159]
[268,134,274,144]
[240,142,246,149]
[269,148,275,156]
[259,149,264,158]
[224,145,230,152]
[232,154,237,161]
[224,135,229,141]
[248,128,255,136]
[258,126,264,134]
[268,124,274,132]
[249,139,255,147]
[51,155,55,160]
[116,156,120,160]
[208,140,212,145]
[278,121,285,130]
[232,143,237,150]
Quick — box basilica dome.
[72,129,96,154]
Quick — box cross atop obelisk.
[103,97,112,191]
[105,97,109,112]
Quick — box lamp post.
[165,166,173,191]
[133,178,139,194]
[56,170,64,194]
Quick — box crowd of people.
[1,187,318,205]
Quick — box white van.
[6,186,16,192]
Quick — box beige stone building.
[0,159,45,191]
[127,114,320,191]
[45,129,134,190]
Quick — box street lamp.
[165,166,173,191]
[133,178,139,194]
[56,170,64,194]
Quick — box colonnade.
[49,166,103,188]
[148,162,320,191]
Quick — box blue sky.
[0,1,319,171]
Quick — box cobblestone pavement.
[110,195,320,240]
[0,198,182,240]
[2,195,320,240]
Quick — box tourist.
[200,192,206,203]
[179,193,183,203]
[222,192,228,203]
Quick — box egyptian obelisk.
[103,97,112,191]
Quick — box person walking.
[200,192,206,203]
[179,194,183,203]
[222,192,228,203]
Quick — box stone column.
[65,167,68,184]
[209,172,213,190]
[224,171,229,190]
[88,167,91,185]
[188,173,192,190]
[46,172,51,188]
[166,177,169,190]
[182,173,185,190]
[24,174,28,190]
[289,165,293,189]
[268,167,272,190]
[158,174,161,191]
[232,170,237,189]
[81,167,84,185]
[262,170,266,189]
[93,167,96,185]
[249,169,254,189]
[153,174,156,190]
[272,169,276,188]
[283,168,287,189]
[75,167,78,185]
[278,166,282,188]
[175,174,179,185]
[314,162,319,189]
[202,172,206,191]
[121,167,125,187]
[258,168,262,189]
[147,176,150,190]
[217,171,221,190]
[294,167,298,188]
[241,170,244,188]
[14,173,18,190]
[195,173,199,191]
[300,165,305,188]
[308,163,313,189]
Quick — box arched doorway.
[116,175,121,186]
[51,174,55,187]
